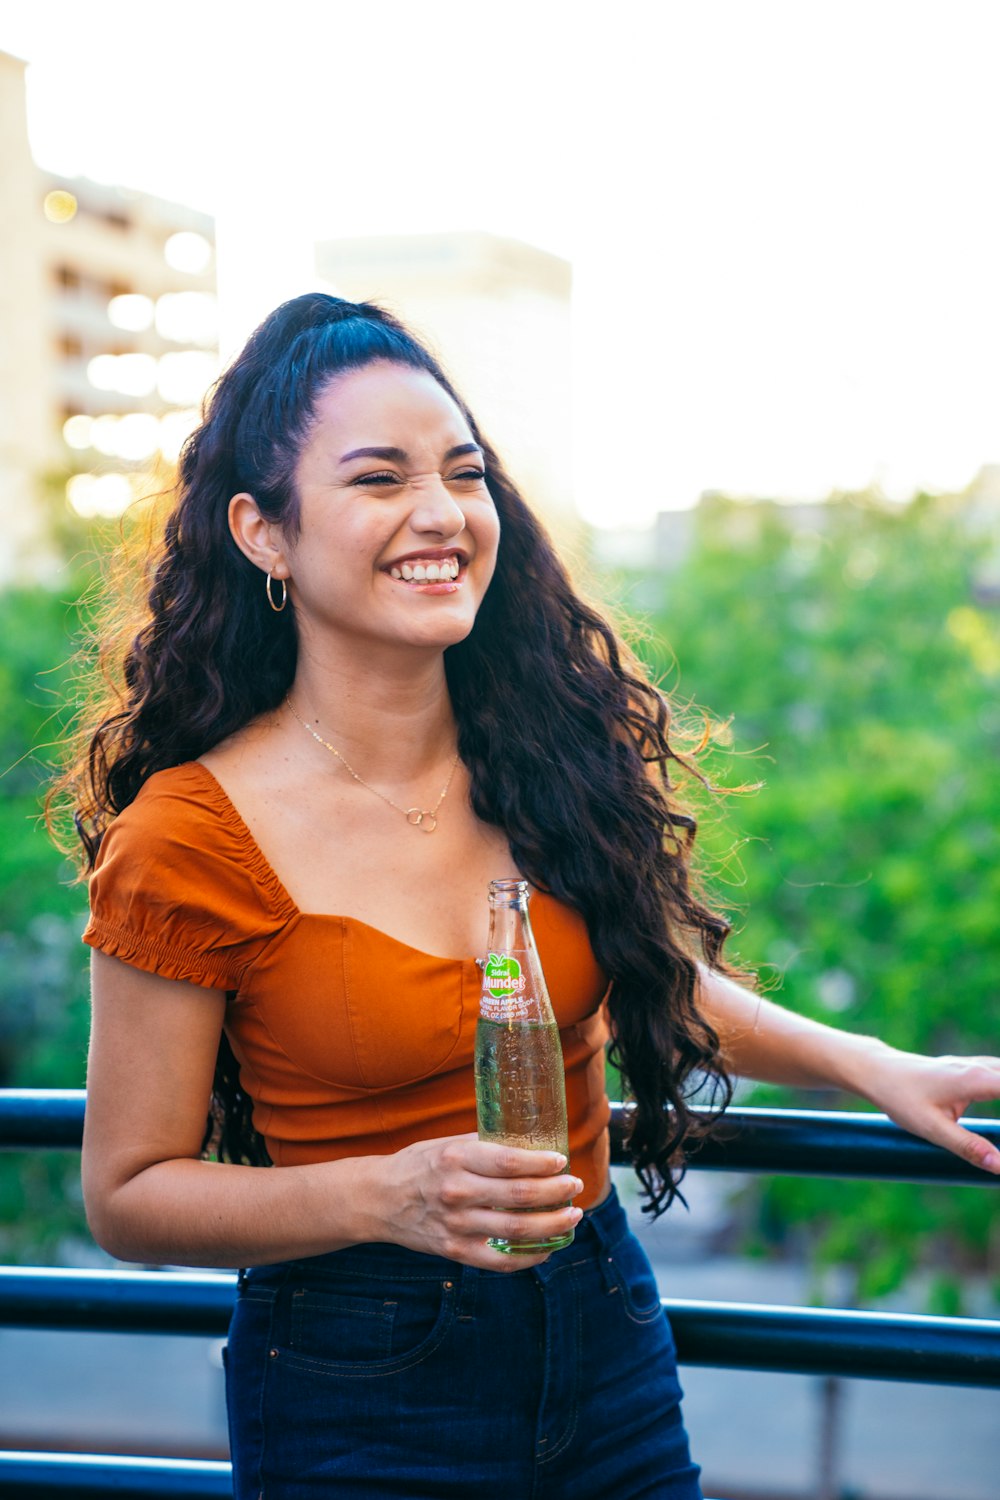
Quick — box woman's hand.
[377,1133,585,1269]
[696,967,1000,1175]
[854,1045,1000,1175]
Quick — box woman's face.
[281,360,500,657]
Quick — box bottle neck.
[486,895,532,956]
[481,880,553,1023]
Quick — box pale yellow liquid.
[474,1017,573,1254]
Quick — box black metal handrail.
[0,1452,233,1498]
[2,1089,998,1498]
[1,1265,996,1388]
[5,1089,1000,1184]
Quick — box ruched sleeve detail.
[83,763,296,991]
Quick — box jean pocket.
[607,1233,669,1328]
[290,1287,396,1363]
[275,1274,458,1378]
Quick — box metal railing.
[2,1090,998,1498]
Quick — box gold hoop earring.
[266,571,287,613]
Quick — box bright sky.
[4,0,999,527]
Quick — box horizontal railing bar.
[0,1091,83,1148]
[667,1297,1000,1387]
[645,1104,1000,1185]
[0,1455,737,1500]
[3,1091,999,1185]
[0,1268,236,1337]
[0,1451,232,1497]
[2,1267,997,1387]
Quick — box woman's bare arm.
[697,965,1000,1175]
[83,951,583,1269]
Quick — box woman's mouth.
[385,554,464,589]
[389,555,461,583]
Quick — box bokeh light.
[86,352,158,397]
[108,293,154,332]
[65,471,133,518]
[62,414,93,450]
[42,189,77,223]
[89,415,122,456]
[163,230,213,274]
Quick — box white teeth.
[391,556,461,582]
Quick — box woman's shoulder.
[96,756,294,917]
[111,760,250,852]
[85,757,295,990]
[128,758,221,812]
[119,712,274,832]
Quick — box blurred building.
[315,231,578,554]
[0,50,217,581]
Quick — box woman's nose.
[409,478,465,535]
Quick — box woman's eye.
[352,467,486,487]
[353,471,402,487]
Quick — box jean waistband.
[241,1183,631,1288]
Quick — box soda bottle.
[474,877,573,1254]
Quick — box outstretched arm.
[697,966,1000,1175]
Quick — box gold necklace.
[285,696,461,834]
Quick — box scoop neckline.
[187,758,533,967]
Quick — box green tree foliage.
[0,578,93,1261]
[609,491,1000,1309]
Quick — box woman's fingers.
[905,1109,1000,1173]
[388,1135,587,1267]
[478,1203,584,1244]
[434,1136,583,1207]
[437,1165,584,1217]
[873,1053,1000,1174]
[441,1135,571,1179]
[938,1122,1000,1174]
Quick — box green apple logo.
[485,952,522,999]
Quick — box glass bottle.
[474,877,573,1253]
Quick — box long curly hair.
[58,292,742,1214]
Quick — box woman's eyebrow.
[338,443,484,465]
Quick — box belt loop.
[583,1188,620,1256]
[581,1188,623,1292]
[456,1265,478,1321]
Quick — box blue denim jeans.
[225,1185,702,1499]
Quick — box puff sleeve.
[82,763,295,991]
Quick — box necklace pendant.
[407,807,438,832]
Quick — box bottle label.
[481,951,530,1020]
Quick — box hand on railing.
[853,1047,1000,1176]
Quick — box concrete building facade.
[0,50,217,580]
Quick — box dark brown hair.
[57,293,741,1213]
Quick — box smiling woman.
[48,292,1000,1500]
[225,361,500,661]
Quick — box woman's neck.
[286,647,457,782]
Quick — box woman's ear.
[228,493,289,579]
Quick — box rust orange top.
[83,763,612,1207]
